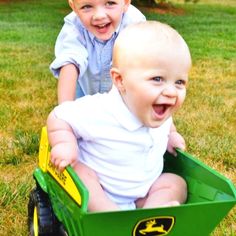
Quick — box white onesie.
[54,86,172,210]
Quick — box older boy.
[47,21,191,212]
[50,0,145,103]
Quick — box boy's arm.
[57,64,79,104]
[47,110,79,171]
[167,122,186,156]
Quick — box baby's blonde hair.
[112,21,191,69]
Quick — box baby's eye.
[152,76,163,82]
[175,79,187,87]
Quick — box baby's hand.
[50,142,78,171]
[167,131,186,156]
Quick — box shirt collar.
[107,86,143,131]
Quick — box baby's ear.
[68,0,75,11]
[110,68,125,93]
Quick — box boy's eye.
[106,1,117,6]
[152,76,163,82]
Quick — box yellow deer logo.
[132,216,175,236]
[139,220,167,235]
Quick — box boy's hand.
[50,142,78,172]
[167,131,186,156]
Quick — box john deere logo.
[133,216,175,236]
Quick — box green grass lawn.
[0,0,235,235]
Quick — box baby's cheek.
[178,93,186,107]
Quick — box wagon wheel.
[28,186,63,236]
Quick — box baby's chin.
[144,118,168,129]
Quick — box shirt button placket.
[100,42,112,93]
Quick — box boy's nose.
[93,7,106,20]
[162,85,177,98]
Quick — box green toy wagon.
[28,127,236,236]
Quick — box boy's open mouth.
[95,23,111,33]
[97,23,110,29]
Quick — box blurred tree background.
[132,0,199,8]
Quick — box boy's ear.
[124,0,131,12]
[110,68,125,93]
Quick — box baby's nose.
[162,85,177,97]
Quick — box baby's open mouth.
[153,104,170,116]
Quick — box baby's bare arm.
[47,111,78,171]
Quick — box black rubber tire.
[28,185,61,236]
